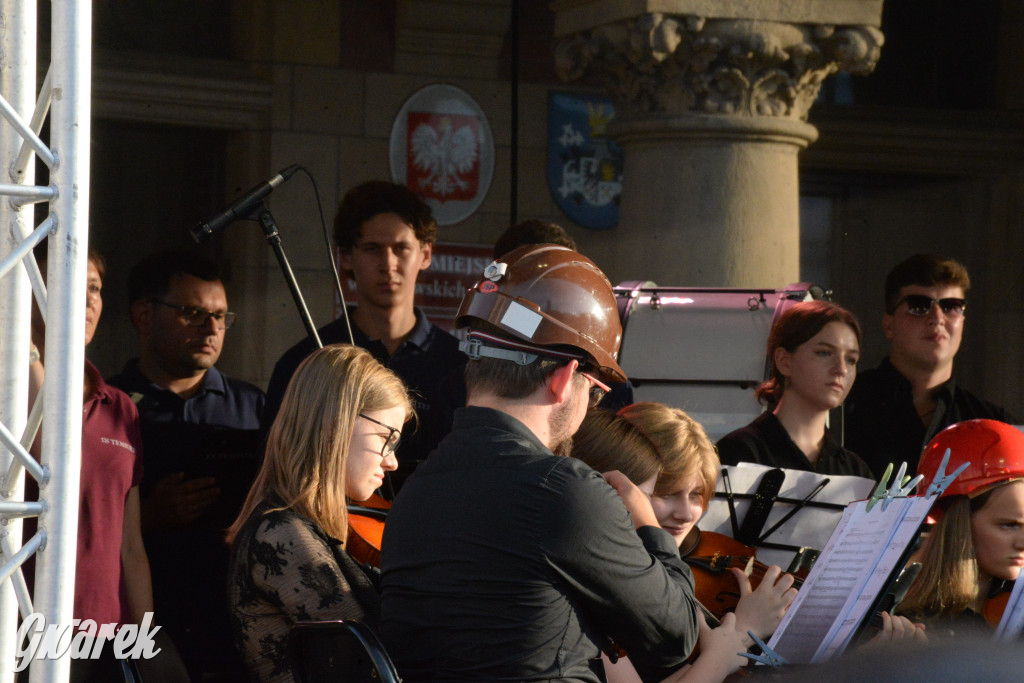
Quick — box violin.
[681,528,806,620]
[606,529,806,666]
[983,588,1012,629]
[346,493,390,568]
[607,530,788,667]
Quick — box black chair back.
[291,620,401,683]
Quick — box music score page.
[767,495,933,664]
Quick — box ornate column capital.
[554,13,883,121]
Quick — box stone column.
[552,2,884,287]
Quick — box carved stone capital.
[555,13,883,121]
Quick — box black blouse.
[716,411,873,478]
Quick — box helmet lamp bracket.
[483,261,508,281]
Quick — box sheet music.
[701,463,875,569]
[762,503,856,664]
[766,495,933,664]
[994,575,1024,642]
[813,496,931,661]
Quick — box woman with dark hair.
[28,249,169,681]
[716,301,872,477]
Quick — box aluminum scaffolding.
[0,1,92,681]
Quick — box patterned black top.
[227,502,380,683]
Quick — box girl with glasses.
[227,344,412,683]
[716,301,873,478]
[28,249,166,681]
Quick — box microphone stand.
[256,204,322,349]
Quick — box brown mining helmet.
[455,244,627,384]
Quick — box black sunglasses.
[895,295,966,318]
[358,413,402,457]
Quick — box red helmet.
[456,244,626,384]
[917,419,1024,501]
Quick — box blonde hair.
[894,483,1024,621]
[226,345,411,544]
[573,409,662,486]
[618,402,719,502]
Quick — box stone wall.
[81,0,1024,417]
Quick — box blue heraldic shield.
[547,92,623,230]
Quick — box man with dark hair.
[492,218,577,259]
[108,249,264,681]
[264,181,465,492]
[380,245,705,682]
[844,253,1016,478]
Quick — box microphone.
[190,165,300,243]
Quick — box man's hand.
[730,565,798,639]
[141,472,220,532]
[602,470,659,529]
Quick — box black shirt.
[263,307,466,491]
[716,411,873,478]
[380,406,700,683]
[108,359,265,516]
[844,358,1017,479]
[107,359,265,677]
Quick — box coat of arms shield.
[546,92,623,230]
[389,84,495,226]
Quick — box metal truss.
[0,2,92,681]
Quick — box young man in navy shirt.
[264,181,465,493]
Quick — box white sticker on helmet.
[501,301,543,339]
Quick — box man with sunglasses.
[845,253,1016,479]
[381,245,703,683]
[108,249,264,681]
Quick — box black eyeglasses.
[579,369,612,409]
[895,295,967,318]
[358,413,402,457]
[151,299,237,330]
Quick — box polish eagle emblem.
[410,116,479,197]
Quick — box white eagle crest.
[410,116,478,196]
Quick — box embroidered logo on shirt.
[100,437,136,453]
